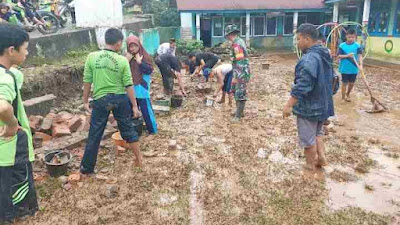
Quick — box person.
[189,52,220,82]
[0,23,38,223]
[0,3,12,22]
[126,35,158,135]
[155,54,187,97]
[283,23,334,171]
[157,38,176,56]
[225,25,251,121]
[211,63,233,106]
[80,28,142,174]
[337,28,363,102]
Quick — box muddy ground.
[16,53,400,225]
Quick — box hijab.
[126,35,153,85]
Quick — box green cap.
[225,24,240,36]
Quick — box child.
[155,54,187,97]
[212,63,233,106]
[126,35,158,134]
[0,3,12,22]
[337,28,363,102]
[0,23,38,223]
[283,24,334,171]
[225,24,251,121]
[189,52,220,82]
[80,28,142,174]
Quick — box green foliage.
[176,39,204,55]
[142,0,168,26]
[159,8,180,27]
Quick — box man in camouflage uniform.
[225,25,251,121]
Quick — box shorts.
[342,73,357,83]
[222,71,233,93]
[297,117,324,148]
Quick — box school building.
[177,0,400,61]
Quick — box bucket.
[112,132,126,148]
[44,150,71,177]
[171,95,183,108]
[133,117,144,136]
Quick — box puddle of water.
[326,148,400,216]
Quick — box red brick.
[39,113,55,134]
[52,123,71,137]
[34,132,52,142]
[29,115,43,132]
[68,116,82,133]
[78,115,91,132]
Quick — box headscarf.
[126,35,153,85]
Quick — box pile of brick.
[29,111,91,148]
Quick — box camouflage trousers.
[232,63,251,101]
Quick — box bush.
[160,8,180,27]
[176,39,204,55]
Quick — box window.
[394,2,400,36]
[224,17,240,36]
[253,17,265,36]
[298,15,307,27]
[266,16,277,35]
[368,0,391,35]
[241,17,253,37]
[284,14,294,35]
[212,17,223,37]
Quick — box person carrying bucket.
[126,35,158,134]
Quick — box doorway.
[200,18,212,47]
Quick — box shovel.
[352,56,387,113]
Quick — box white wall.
[180,12,193,28]
[75,0,123,28]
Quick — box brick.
[29,115,43,132]
[40,113,55,134]
[78,115,91,132]
[34,132,52,142]
[52,123,71,137]
[23,94,56,117]
[68,115,82,133]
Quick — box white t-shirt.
[215,64,233,76]
[157,43,176,56]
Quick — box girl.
[126,35,158,134]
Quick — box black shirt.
[159,54,181,71]
[195,53,219,66]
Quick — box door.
[201,18,212,47]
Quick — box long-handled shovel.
[352,56,387,113]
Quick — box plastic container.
[44,150,71,177]
[133,117,144,136]
[171,95,183,108]
[112,132,126,148]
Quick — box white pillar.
[388,0,397,35]
[196,13,201,41]
[246,13,250,46]
[333,2,339,23]
[293,12,298,32]
[362,0,371,26]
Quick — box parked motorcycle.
[24,2,60,35]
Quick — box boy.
[0,23,38,223]
[80,28,142,174]
[225,25,251,121]
[157,38,176,56]
[212,63,233,106]
[155,53,187,97]
[283,24,334,171]
[337,28,363,102]
[189,52,220,82]
[0,3,12,22]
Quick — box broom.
[352,55,387,113]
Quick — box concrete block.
[24,94,57,117]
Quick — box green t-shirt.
[83,50,133,100]
[0,67,34,167]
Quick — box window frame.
[368,0,391,36]
[266,16,278,36]
[283,14,294,36]
[252,16,266,37]
[393,1,400,36]
[212,16,224,38]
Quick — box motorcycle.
[24,1,60,35]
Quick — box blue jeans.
[80,94,139,174]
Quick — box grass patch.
[384,152,400,159]
[35,178,62,199]
[322,207,390,225]
[355,158,377,174]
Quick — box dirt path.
[19,53,399,225]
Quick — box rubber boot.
[232,100,246,122]
[238,100,246,118]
